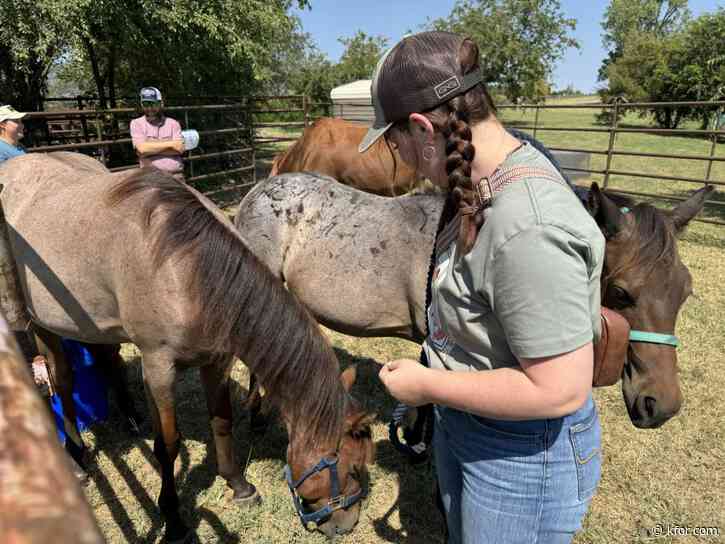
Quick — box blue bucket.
[51,339,109,443]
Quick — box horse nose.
[631,394,681,428]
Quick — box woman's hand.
[378,359,435,406]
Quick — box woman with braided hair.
[363,31,605,543]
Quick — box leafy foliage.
[278,30,389,106]
[598,4,724,128]
[0,0,67,110]
[2,0,311,110]
[427,0,579,103]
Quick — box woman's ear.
[409,113,435,142]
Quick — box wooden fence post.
[533,105,540,140]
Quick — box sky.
[292,0,723,94]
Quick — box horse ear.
[587,182,624,239]
[670,184,714,233]
[340,365,357,392]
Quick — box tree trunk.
[83,37,107,110]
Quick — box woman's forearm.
[423,346,592,420]
[135,140,183,156]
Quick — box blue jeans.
[433,394,601,544]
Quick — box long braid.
[441,96,483,253]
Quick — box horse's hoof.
[232,485,261,508]
[164,524,192,544]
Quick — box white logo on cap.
[434,76,461,99]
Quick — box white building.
[330,80,374,125]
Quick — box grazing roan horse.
[235,171,713,429]
[269,117,420,196]
[0,152,375,541]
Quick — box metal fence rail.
[326,96,725,225]
[32,95,725,224]
[24,102,254,198]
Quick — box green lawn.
[497,97,724,223]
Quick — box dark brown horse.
[270,117,420,196]
[236,171,714,429]
[0,153,375,541]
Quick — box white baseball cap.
[0,105,28,123]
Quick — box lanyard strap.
[435,164,566,256]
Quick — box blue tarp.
[51,339,109,443]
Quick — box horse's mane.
[601,190,677,283]
[106,168,345,446]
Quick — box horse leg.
[34,327,87,481]
[89,343,143,435]
[247,372,268,435]
[200,360,260,505]
[141,352,188,544]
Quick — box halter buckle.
[474,176,494,209]
[328,495,346,511]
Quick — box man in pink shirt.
[129,87,185,179]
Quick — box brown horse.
[235,172,714,429]
[0,153,375,541]
[269,117,420,196]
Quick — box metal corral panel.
[550,150,591,181]
[331,80,375,124]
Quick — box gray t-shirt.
[424,142,605,373]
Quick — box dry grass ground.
[80,100,724,543]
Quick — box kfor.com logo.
[639,524,721,539]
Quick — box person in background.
[129,87,186,180]
[0,105,28,164]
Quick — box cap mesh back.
[376,32,469,123]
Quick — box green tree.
[334,31,389,84]
[0,0,67,111]
[600,7,724,128]
[274,30,388,107]
[31,0,310,108]
[598,0,689,81]
[603,31,688,127]
[427,0,579,102]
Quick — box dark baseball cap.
[358,31,482,153]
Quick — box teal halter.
[618,206,680,349]
[629,330,679,348]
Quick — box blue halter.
[619,206,680,349]
[284,454,365,531]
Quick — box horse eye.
[607,285,635,309]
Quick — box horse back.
[0,156,194,345]
[269,118,418,195]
